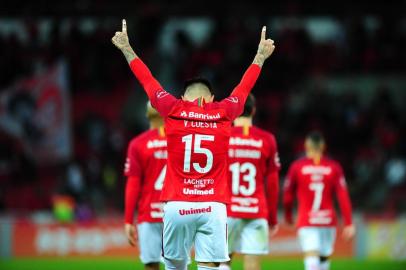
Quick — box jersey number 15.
[182,134,214,173]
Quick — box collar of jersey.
[187,97,206,107]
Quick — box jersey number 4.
[154,165,166,190]
[229,162,257,196]
[182,134,214,173]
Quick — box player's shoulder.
[285,156,307,177]
[252,126,276,141]
[211,96,238,106]
[291,156,309,167]
[230,126,243,135]
[231,125,275,140]
[178,99,225,113]
[322,156,343,171]
[204,100,226,110]
[129,129,158,148]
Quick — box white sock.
[219,264,231,270]
[320,260,330,270]
[197,265,219,270]
[304,256,320,270]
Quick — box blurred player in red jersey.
[124,102,167,270]
[112,19,275,270]
[283,132,355,270]
[220,94,280,270]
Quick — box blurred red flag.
[0,60,72,164]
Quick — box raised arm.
[111,19,138,63]
[252,26,276,68]
[112,19,177,117]
[223,26,276,119]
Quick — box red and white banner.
[8,220,353,258]
[0,60,72,164]
[12,221,138,257]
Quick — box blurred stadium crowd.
[0,5,405,219]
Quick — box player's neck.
[150,119,164,130]
[234,117,253,127]
[307,152,323,164]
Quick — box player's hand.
[342,224,356,241]
[257,26,275,60]
[112,19,130,50]
[124,223,138,246]
[269,224,279,237]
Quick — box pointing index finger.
[122,19,127,33]
[261,26,266,41]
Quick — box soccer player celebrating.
[124,103,167,270]
[283,132,355,270]
[112,19,275,270]
[220,94,280,270]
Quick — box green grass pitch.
[0,258,405,270]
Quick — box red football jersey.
[283,157,353,228]
[227,126,280,223]
[129,58,262,203]
[124,128,167,223]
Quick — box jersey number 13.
[229,162,257,196]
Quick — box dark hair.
[306,131,325,146]
[183,77,213,94]
[241,94,256,117]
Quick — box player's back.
[285,157,344,227]
[160,98,237,203]
[125,128,167,222]
[227,125,279,219]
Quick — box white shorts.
[162,201,229,262]
[298,227,336,257]
[137,222,163,264]
[227,218,269,255]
